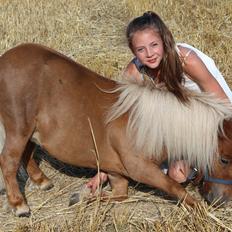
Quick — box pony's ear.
[221,119,232,140]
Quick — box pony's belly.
[32,128,103,169]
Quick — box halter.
[204,169,232,185]
[186,167,232,185]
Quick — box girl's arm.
[179,47,228,100]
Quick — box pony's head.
[199,119,232,205]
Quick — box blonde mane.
[106,80,232,171]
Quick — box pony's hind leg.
[22,142,53,191]
[0,134,31,217]
[0,121,6,194]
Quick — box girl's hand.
[86,172,108,193]
[168,161,191,183]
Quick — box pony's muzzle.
[202,184,229,206]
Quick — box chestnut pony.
[0,43,231,217]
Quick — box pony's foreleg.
[107,173,128,201]
[22,142,53,191]
[69,173,129,206]
[123,156,197,207]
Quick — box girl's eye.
[151,43,158,47]
[136,48,144,53]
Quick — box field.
[0,0,231,231]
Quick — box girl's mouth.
[147,58,157,64]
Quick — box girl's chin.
[146,63,159,69]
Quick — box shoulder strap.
[132,57,144,72]
[181,49,192,66]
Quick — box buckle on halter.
[187,167,198,181]
[182,167,198,187]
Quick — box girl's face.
[131,28,164,69]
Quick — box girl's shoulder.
[177,44,190,56]
[176,44,198,67]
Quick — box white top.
[177,43,232,102]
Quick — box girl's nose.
[146,48,153,57]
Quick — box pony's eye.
[220,157,230,165]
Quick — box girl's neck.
[145,67,160,79]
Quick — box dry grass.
[1,155,231,232]
[0,0,231,231]
[0,0,231,81]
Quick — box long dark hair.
[126,11,189,102]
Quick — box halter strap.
[204,170,232,185]
[181,167,232,185]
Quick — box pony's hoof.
[40,180,54,191]
[15,204,30,217]
[0,179,6,195]
[69,185,91,206]
[0,188,6,195]
[18,211,31,218]
[69,193,80,206]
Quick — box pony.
[0,43,231,217]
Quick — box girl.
[86,11,232,193]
